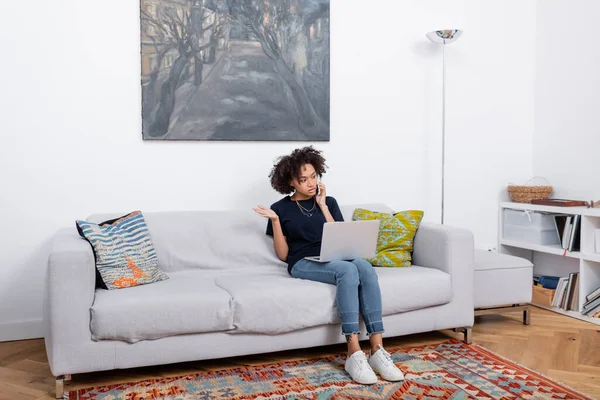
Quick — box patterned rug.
[65,340,591,399]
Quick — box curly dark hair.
[269,146,328,194]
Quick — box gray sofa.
[44,203,474,397]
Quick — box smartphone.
[317,179,321,196]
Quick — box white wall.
[534,0,600,200]
[439,1,536,247]
[0,0,536,341]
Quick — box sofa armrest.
[44,227,96,348]
[413,222,474,274]
[412,222,474,304]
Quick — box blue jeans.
[291,258,384,336]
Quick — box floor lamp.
[426,29,463,225]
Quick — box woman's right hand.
[253,205,279,221]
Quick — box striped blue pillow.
[76,211,168,290]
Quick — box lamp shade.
[426,29,463,44]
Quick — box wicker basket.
[507,177,553,203]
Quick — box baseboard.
[0,318,43,342]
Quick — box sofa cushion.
[340,203,395,221]
[352,208,424,268]
[215,266,452,334]
[87,210,286,272]
[90,270,234,343]
[86,205,396,274]
[76,211,169,290]
[214,271,339,334]
[377,266,452,314]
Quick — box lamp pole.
[426,29,463,225]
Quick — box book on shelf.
[586,286,600,302]
[553,214,581,251]
[533,274,560,289]
[552,277,566,308]
[551,273,580,311]
[582,286,600,316]
[531,199,590,207]
[582,297,600,316]
[561,216,572,249]
[567,273,579,311]
[569,215,581,251]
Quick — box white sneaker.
[345,350,378,384]
[369,345,405,381]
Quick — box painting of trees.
[140,0,330,141]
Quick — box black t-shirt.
[266,196,344,273]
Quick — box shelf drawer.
[504,209,556,230]
[503,224,560,245]
[503,209,560,245]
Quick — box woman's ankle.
[347,341,361,355]
[369,333,383,354]
[346,334,361,355]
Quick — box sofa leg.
[523,306,531,325]
[457,327,472,344]
[465,327,472,344]
[56,376,64,399]
[56,374,71,399]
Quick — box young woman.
[252,146,404,385]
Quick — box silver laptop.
[305,220,380,263]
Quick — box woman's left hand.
[316,181,327,207]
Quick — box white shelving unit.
[499,202,600,325]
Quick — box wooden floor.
[0,307,598,399]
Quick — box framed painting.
[140,0,330,141]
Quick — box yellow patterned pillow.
[352,208,424,267]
